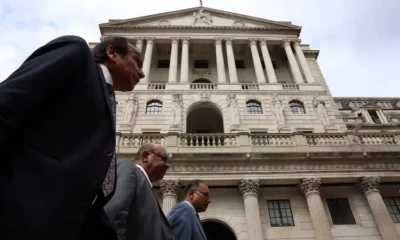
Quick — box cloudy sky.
[0,0,398,97]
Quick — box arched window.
[192,78,211,83]
[146,100,163,114]
[289,100,305,114]
[246,100,263,114]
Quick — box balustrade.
[120,134,166,147]
[356,134,397,145]
[148,83,166,90]
[343,117,363,123]
[250,134,293,146]
[241,84,259,90]
[305,134,347,145]
[282,84,299,90]
[190,83,218,90]
[180,134,237,147]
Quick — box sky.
[0,0,399,97]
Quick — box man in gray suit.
[104,143,175,240]
[167,180,212,240]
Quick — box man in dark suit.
[167,180,212,240]
[0,36,144,240]
[104,143,176,240]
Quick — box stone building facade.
[90,6,400,240]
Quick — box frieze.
[167,163,400,172]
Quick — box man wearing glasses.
[104,143,176,240]
[167,180,212,240]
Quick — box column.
[357,177,400,240]
[160,179,180,215]
[141,38,154,84]
[259,39,277,83]
[249,39,266,83]
[225,38,238,83]
[282,39,304,84]
[293,40,315,83]
[299,178,333,240]
[377,110,388,123]
[215,38,227,83]
[180,38,190,83]
[135,38,144,52]
[168,38,179,83]
[239,179,263,240]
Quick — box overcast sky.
[0,0,399,97]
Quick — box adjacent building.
[91,6,400,240]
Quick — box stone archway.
[186,102,224,133]
[192,78,212,83]
[201,220,237,240]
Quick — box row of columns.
[160,177,399,240]
[135,37,315,84]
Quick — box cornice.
[303,50,320,59]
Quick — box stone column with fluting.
[168,38,179,83]
[299,178,333,240]
[225,38,238,83]
[180,38,190,83]
[141,38,154,84]
[357,177,400,240]
[239,179,263,240]
[282,39,304,84]
[160,179,180,216]
[293,40,314,83]
[249,39,266,83]
[135,37,144,52]
[259,39,277,83]
[214,38,227,83]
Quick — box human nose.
[138,69,145,79]
[164,163,170,169]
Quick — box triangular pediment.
[100,7,300,30]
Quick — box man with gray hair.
[104,143,176,240]
[167,180,211,240]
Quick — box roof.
[333,97,400,110]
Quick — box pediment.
[100,7,300,30]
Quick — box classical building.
[90,6,400,240]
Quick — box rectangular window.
[335,101,343,109]
[377,101,393,109]
[235,60,245,69]
[194,60,208,68]
[383,197,400,223]
[326,198,356,225]
[157,60,170,68]
[348,101,368,109]
[267,200,295,227]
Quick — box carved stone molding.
[239,179,259,198]
[357,176,380,195]
[282,39,291,47]
[167,162,400,173]
[224,38,233,45]
[299,178,321,196]
[135,37,144,43]
[292,39,302,46]
[199,93,211,102]
[214,37,223,45]
[181,37,190,44]
[259,38,269,46]
[248,38,258,46]
[145,37,155,45]
[160,179,180,198]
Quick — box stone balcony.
[116,132,400,157]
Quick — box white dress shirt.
[99,64,113,85]
[135,164,153,188]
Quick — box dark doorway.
[186,104,224,133]
[202,221,236,240]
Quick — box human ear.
[106,46,117,62]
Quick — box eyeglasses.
[148,150,168,163]
[192,189,211,200]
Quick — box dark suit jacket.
[0,36,117,240]
[167,202,207,240]
[104,159,176,240]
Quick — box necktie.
[102,84,117,196]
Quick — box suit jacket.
[104,159,176,240]
[167,201,207,240]
[0,35,117,240]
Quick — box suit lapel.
[194,213,207,240]
[96,64,116,132]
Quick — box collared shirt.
[135,164,153,188]
[99,64,113,85]
[184,200,196,214]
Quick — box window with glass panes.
[348,101,368,109]
[377,101,393,109]
[383,197,400,223]
[146,100,163,114]
[289,100,306,114]
[246,101,263,114]
[326,198,356,225]
[267,200,295,227]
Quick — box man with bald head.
[104,143,176,240]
